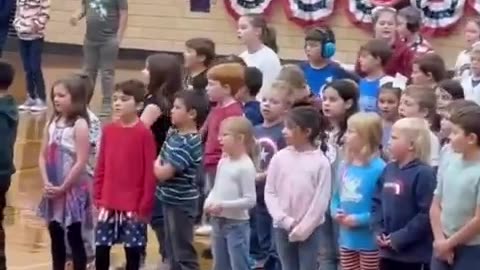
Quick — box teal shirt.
[435,152,480,245]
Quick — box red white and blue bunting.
[281,0,336,27]
[344,0,376,30]
[221,0,470,37]
[223,0,275,19]
[411,0,466,36]
[370,0,404,6]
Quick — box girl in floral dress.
[38,75,92,270]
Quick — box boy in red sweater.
[94,79,156,270]
[195,63,244,236]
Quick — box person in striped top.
[154,90,208,270]
[14,0,50,112]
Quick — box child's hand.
[376,233,390,247]
[333,209,345,222]
[206,203,223,216]
[334,210,356,228]
[434,239,454,261]
[340,215,357,228]
[43,181,52,192]
[46,185,65,198]
[153,158,164,182]
[446,251,454,265]
[288,219,298,232]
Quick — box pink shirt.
[265,146,332,242]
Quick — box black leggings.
[49,221,86,270]
[96,245,143,270]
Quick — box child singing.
[38,75,92,270]
[94,80,156,270]
[205,116,257,270]
[373,117,436,270]
[265,106,332,270]
[331,112,386,270]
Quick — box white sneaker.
[18,98,36,111]
[195,224,212,236]
[30,99,48,112]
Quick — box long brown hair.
[146,53,183,113]
[242,14,278,53]
[49,74,90,126]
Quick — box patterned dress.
[38,120,91,227]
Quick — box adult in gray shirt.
[70,0,128,117]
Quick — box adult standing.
[70,0,128,118]
[0,0,14,58]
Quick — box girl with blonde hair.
[204,116,257,270]
[372,117,436,270]
[398,85,440,167]
[331,112,386,270]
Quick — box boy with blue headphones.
[300,27,359,97]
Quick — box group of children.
[0,4,479,270]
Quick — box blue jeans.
[19,38,46,100]
[318,213,340,270]
[211,217,250,270]
[431,244,480,270]
[274,225,322,270]
[162,201,199,270]
[0,27,8,58]
[250,202,273,260]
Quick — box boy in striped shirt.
[154,90,208,270]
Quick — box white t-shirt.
[429,130,440,167]
[240,46,281,100]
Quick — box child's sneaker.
[30,99,48,112]
[18,97,36,111]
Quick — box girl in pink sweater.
[265,106,332,270]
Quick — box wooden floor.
[2,52,211,269]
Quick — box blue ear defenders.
[315,28,336,59]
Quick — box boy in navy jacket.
[372,117,436,270]
[372,159,436,270]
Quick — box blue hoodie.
[331,156,386,251]
[372,159,435,264]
